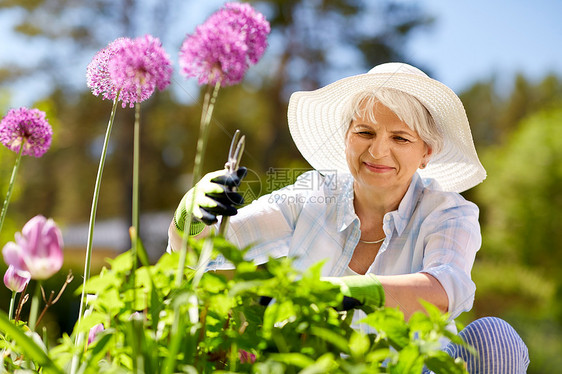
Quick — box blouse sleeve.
[210,171,321,267]
[420,197,481,319]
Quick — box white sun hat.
[287,62,486,193]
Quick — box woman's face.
[345,101,432,193]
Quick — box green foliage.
[461,74,562,148]
[0,312,63,374]
[470,105,562,372]
[2,2,560,373]
[477,105,562,270]
[0,0,434,226]
[2,237,467,373]
[455,73,562,373]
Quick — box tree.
[476,105,562,271]
[461,74,562,147]
[472,105,562,373]
[0,0,434,227]
[248,0,434,169]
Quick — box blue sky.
[1,0,561,106]
[409,0,562,94]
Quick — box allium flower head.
[222,2,270,64]
[108,35,173,108]
[87,35,173,108]
[0,107,52,157]
[179,2,270,86]
[87,37,129,102]
[3,265,31,293]
[2,215,64,280]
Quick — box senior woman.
[168,63,529,373]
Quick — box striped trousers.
[438,317,530,373]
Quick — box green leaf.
[72,310,106,336]
[200,271,228,293]
[0,311,64,374]
[79,270,120,295]
[300,260,326,282]
[425,350,468,374]
[362,307,409,349]
[420,299,450,323]
[212,236,249,265]
[310,326,350,354]
[263,301,296,338]
[106,250,134,273]
[300,352,338,374]
[407,311,433,336]
[268,352,315,368]
[390,345,424,374]
[134,232,151,268]
[85,331,114,368]
[366,347,392,365]
[228,279,263,298]
[349,330,370,359]
[124,317,154,373]
[149,278,163,330]
[135,266,153,289]
[254,360,285,374]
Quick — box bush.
[1,236,468,373]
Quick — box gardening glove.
[173,167,247,236]
[322,274,385,311]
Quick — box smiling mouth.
[364,162,394,173]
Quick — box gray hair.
[344,88,443,156]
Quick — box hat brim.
[287,71,486,193]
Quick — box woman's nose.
[368,137,390,158]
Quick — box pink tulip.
[87,323,105,345]
[3,265,31,293]
[2,215,63,280]
[239,349,256,364]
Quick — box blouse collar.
[336,172,426,235]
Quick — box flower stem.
[8,291,16,320]
[28,281,42,331]
[130,103,141,304]
[166,82,220,374]
[0,141,25,235]
[132,104,140,254]
[77,93,120,323]
[71,94,120,374]
[174,81,221,287]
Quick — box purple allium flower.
[87,323,105,346]
[179,2,270,86]
[87,37,129,102]
[0,107,52,158]
[2,215,64,280]
[87,35,173,108]
[3,265,31,293]
[108,35,173,108]
[222,2,270,64]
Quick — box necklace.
[359,237,386,244]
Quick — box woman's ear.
[420,145,433,169]
[425,144,433,159]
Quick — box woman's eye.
[355,130,373,136]
[394,136,410,142]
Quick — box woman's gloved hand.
[174,167,247,235]
[322,274,385,310]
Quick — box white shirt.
[210,170,481,320]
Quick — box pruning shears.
[218,129,245,235]
[224,129,245,175]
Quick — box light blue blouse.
[213,170,481,320]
